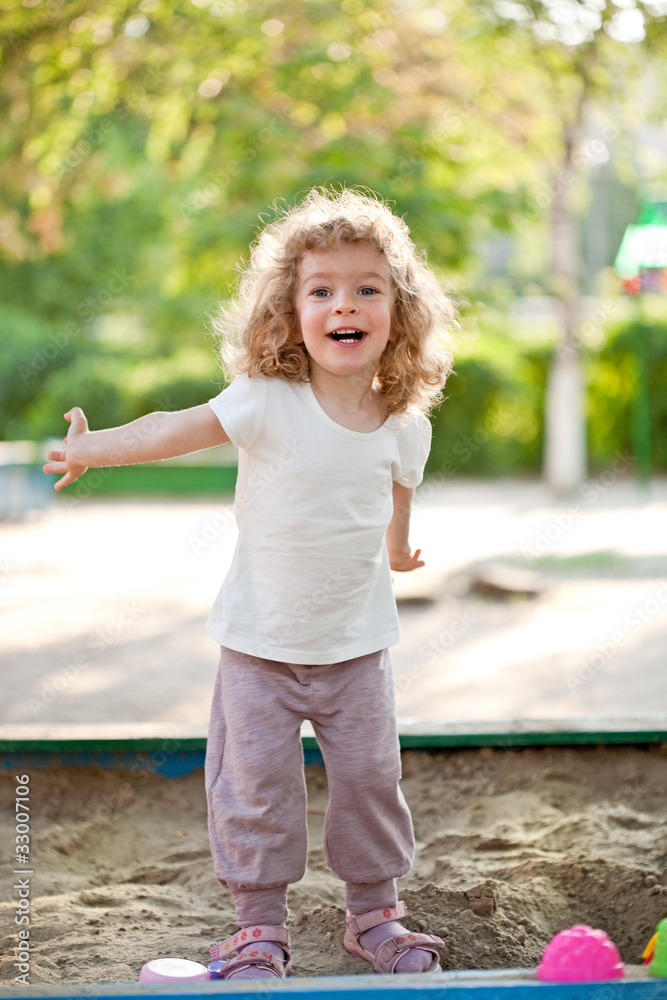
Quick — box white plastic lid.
[139,958,210,983]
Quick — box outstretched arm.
[43,404,229,491]
[386,481,425,572]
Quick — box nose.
[332,290,358,314]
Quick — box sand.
[2,744,667,986]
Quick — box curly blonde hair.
[212,186,455,415]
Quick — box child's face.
[294,243,395,385]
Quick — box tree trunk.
[543,128,587,496]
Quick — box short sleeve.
[208,372,267,451]
[390,411,432,488]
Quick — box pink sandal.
[344,901,444,974]
[210,924,291,980]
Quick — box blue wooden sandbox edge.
[0,968,665,1000]
[0,714,667,766]
[3,733,667,776]
[2,717,667,778]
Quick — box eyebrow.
[301,271,389,283]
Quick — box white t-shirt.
[206,373,431,664]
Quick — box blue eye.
[360,287,377,295]
[312,288,330,297]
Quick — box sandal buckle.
[378,937,405,960]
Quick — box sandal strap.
[221,949,287,979]
[375,931,444,971]
[210,924,290,962]
[346,900,408,937]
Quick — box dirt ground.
[1,745,667,985]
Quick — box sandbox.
[1,724,667,999]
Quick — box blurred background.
[1,0,666,729]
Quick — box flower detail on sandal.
[344,901,444,975]
[210,925,291,981]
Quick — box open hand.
[42,407,89,491]
[388,546,425,572]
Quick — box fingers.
[43,465,84,491]
[42,461,68,489]
[390,550,425,572]
[405,549,425,572]
[54,472,75,492]
[42,462,63,475]
[65,406,88,434]
[43,454,80,491]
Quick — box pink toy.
[139,958,210,983]
[537,925,624,982]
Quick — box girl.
[44,187,455,980]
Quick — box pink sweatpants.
[205,646,414,922]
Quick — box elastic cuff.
[345,878,397,914]
[232,885,289,927]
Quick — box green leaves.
[2,0,666,463]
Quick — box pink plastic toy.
[537,925,625,982]
[139,958,210,983]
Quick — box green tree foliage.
[586,316,667,471]
[0,0,540,438]
[1,0,665,474]
[428,324,549,477]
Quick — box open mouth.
[329,330,364,343]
